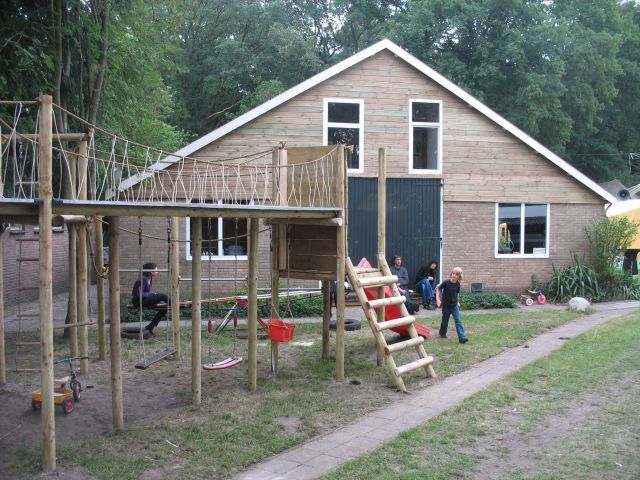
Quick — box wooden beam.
[191,218,202,405]
[1,132,88,142]
[265,217,343,227]
[108,216,124,431]
[322,280,331,361]
[93,217,106,360]
[377,148,386,366]
[38,95,56,472]
[170,217,180,360]
[335,145,346,383]
[77,141,89,375]
[248,218,259,392]
[0,126,4,386]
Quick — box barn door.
[348,177,441,286]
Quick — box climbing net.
[0,101,339,208]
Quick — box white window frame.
[323,98,364,173]
[494,203,550,258]
[409,99,442,174]
[185,201,249,261]
[9,223,25,235]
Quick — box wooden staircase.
[345,253,436,392]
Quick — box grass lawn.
[4,308,613,479]
[322,310,640,480]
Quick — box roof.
[121,39,617,204]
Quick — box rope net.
[1,101,339,209]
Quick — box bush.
[585,216,640,274]
[545,255,602,303]
[597,267,640,300]
[459,292,518,310]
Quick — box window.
[324,98,364,172]
[496,203,549,256]
[186,201,248,260]
[409,100,441,172]
[9,224,25,235]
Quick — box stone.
[568,297,591,312]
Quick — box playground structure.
[0,96,436,473]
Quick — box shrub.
[597,267,640,300]
[545,255,601,303]
[585,216,640,274]
[459,292,518,310]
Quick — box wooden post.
[376,148,386,366]
[0,126,4,385]
[93,217,106,360]
[191,218,202,405]
[108,216,123,431]
[67,150,78,357]
[270,219,280,374]
[335,145,346,382]
[321,280,331,360]
[38,95,56,472]
[170,217,180,359]
[77,140,89,374]
[248,218,259,392]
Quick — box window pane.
[412,102,439,123]
[498,204,521,254]
[328,127,360,169]
[412,127,438,170]
[524,204,547,254]
[328,102,359,123]
[202,218,219,257]
[222,217,248,256]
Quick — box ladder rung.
[367,296,405,309]
[15,238,40,242]
[353,267,380,274]
[18,287,39,292]
[15,368,40,372]
[394,356,435,376]
[15,341,40,346]
[376,316,415,332]
[385,336,424,354]
[16,257,39,262]
[357,275,397,288]
[52,321,95,330]
[16,313,40,318]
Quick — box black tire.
[120,326,151,340]
[71,380,82,402]
[330,319,361,331]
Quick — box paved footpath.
[233,301,640,480]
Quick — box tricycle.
[31,356,88,414]
[520,289,546,306]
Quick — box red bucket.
[268,319,295,343]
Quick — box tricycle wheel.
[537,293,546,305]
[72,380,82,402]
[62,398,74,414]
[525,298,534,306]
[32,399,40,410]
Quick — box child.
[435,267,468,343]
[131,262,168,335]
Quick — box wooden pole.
[321,280,331,360]
[248,218,259,392]
[191,218,202,405]
[94,217,106,360]
[376,148,386,366]
[170,217,180,359]
[77,140,89,374]
[270,148,281,373]
[0,126,4,385]
[37,94,56,472]
[108,216,123,431]
[67,149,78,357]
[335,145,346,382]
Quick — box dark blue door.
[348,177,441,286]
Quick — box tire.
[62,398,74,414]
[525,298,534,306]
[330,319,361,331]
[32,399,40,410]
[71,380,82,402]
[121,326,151,340]
[537,293,546,305]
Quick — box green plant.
[585,216,640,274]
[545,254,602,302]
[459,292,518,310]
[598,267,640,300]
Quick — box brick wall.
[2,227,70,307]
[442,202,605,295]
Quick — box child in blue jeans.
[435,267,468,344]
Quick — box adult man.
[389,255,419,314]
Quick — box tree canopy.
[1,0,639,184]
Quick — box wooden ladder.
[345,253,436,392]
